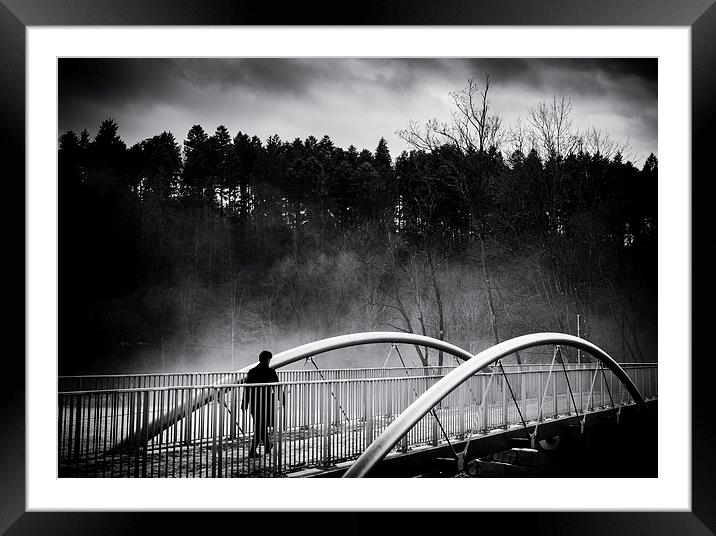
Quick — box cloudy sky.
[59,58,657,164]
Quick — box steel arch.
[116,332,476,450]
[342,332,650,478]
[238,331,476,372]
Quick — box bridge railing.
[58,367,452,392]
[58,363,657,478]
[58,363,655,392]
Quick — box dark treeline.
[59,81,657,373]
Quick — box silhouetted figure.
[242,350,280,458]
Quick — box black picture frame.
[3,1,708,533]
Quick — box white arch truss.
[116,332,476,450]
[342,332,650,477]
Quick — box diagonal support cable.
[449,354,481,414]
[381,343,396,369]
[308,357,350,423]
[531,346,560,446]
[599,362,616,409]
[556,346,582,429]
[581,365,601,432]
[598,361,621,423]
[497,360,531,442]
[395,346,459,460]
[447,353,483,471]
[460,360,497,460]
[219,396,245,435]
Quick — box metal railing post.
[73,395,82,469]
[400,380,409,452]
[431,380,439,445]
[364,381,373,447]
[184,395,193,445]
[502,375,509,428]
[217,388,224,477]
[141,390,150,477]
[578,363,583,413]
[553,368,558,417]
[322,383,332,465]
[274,384,282,474]
[481,375,489,431]
[229,386,237,442]
[520,368,526,419]
[538,371,544,422]
[459,383,465,439]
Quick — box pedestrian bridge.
[57,332,657,478]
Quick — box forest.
[58,78,657,374]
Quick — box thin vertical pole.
[400,380,409,452]
[459,383,465,438]
[577,315,583,411]
[73,395,82,469]
[217,388,224,478]
[577,314,581,365]
[275,384,282,474]
[481,375,488,431]
[553,367,558,417]
[502,374,509,428]
[365,381,373,447]
[323,383,332,465]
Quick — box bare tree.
[372,251,432,367]
[397,75,507,354]
[507,116,530,155]
[578,126,632,161]
[526,95,580,160]
[397,75,504,155]
[446,75,504,153]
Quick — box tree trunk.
[194,205,200,274]
[426,250,445,367]
[479,233,500,346]
[293,207,300,263]
[159,304,165,369]
[230,279,236,370]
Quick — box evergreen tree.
[183,125,210,200]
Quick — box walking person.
[242,350,281,458]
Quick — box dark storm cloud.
[456,58,656,97]
[59,57,657,162]
[173,58,335,95]
[59,59,185,105]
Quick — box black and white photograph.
[57,57,658,479]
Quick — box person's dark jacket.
[241,362,280,419]
[245,362,280,385]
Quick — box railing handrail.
[58,363,659,395]
[58,362,658,380]
[57,374,452,395]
